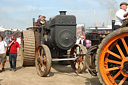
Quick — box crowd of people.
[0,35,20,72]
[76,35,92,50]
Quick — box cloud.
[0,5,56,13]
[1,0,20,3]
[0,4,58,29]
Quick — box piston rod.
[52,54,86,61]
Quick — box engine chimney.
[59,11,67,15]
[112,20,115,31]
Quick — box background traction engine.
[86,20,128,85]
[21,11,87,77]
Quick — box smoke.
[98,0,116,20]
[99,0,115,9]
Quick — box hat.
[12,36,16,40]
[42,16,46,18]
[120,2,128,6]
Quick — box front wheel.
[35,45,52,77]
[70,44,87,73]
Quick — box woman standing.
[0,35,7,72]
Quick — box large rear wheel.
[96,27,128,85]
[21,30,35,66]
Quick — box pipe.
[59,11,67,15]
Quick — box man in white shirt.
[79,36,86,47]
[0,35,7,72]
[114,2,128,30]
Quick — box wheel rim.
[35,45,51,77]
[99,33,128,85]
[70,44,87,73]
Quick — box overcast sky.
[0,0,127,29]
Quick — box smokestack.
[33,18,35,26]
[112,20,115,31]
[59,11,67,15]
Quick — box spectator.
[8,37,19,71]
[3,35,10,45]
[79,36,86,47]
[76,36,81,44]
[0,35,7,72]
[79,35,92,50]
[3,35,10,56]
[81,25,85,36]
[114,2,128,30]
[86,39,92,50]
[16,36,21,46]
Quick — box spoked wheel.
[96,27,128,85]
[70,44,87,73]
[85,45,97,76]
[35,45,52,77]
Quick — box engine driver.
[114,2,128,30]
[37,15,46,26]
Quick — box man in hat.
[8,37,19,71]
[41,16,46,25]
[114,2,128,30]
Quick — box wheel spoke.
[113,71,121,80]
[42,65,46,71]
[107,50,121,59]
[39,49,42,57]
[78,62,81,70]
[121,38,128,54]
[118,77,127,85]
[106,58,121,65]
[106,66,120,72]
[79,49,82,55]
[38,63,42,71]
[41,49,44,57]
[116,43,125,59]
[81,61,84,65]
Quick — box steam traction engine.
[86,20,128,85]
[21,11,87,76]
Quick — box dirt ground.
[0,55,101,85]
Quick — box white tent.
[0,27,5,31]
